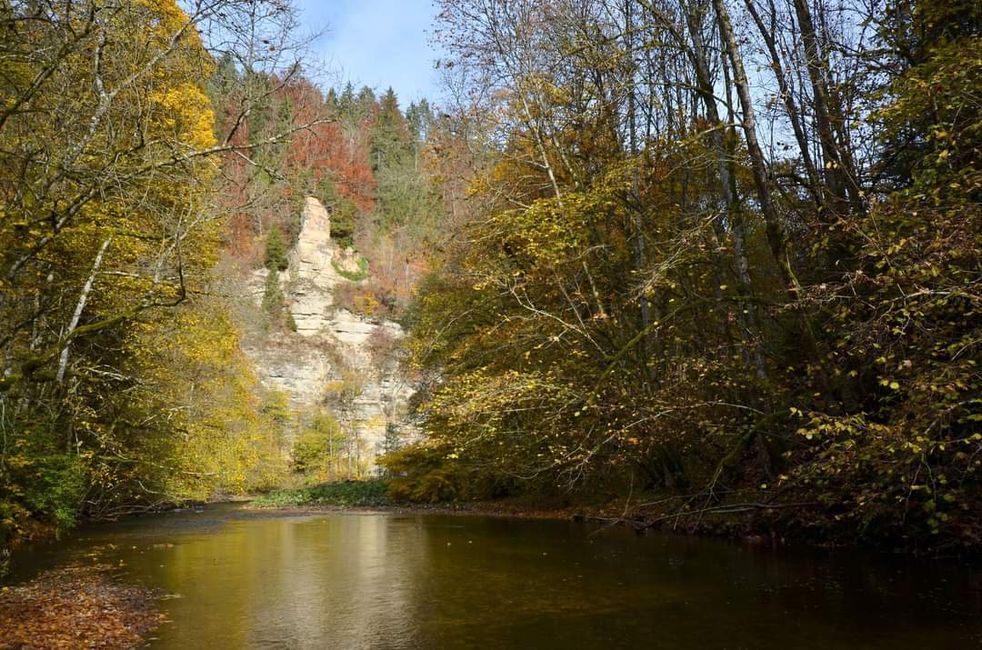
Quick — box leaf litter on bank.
[0,564,165,649]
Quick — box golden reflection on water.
[146,515,427,648]
[13,508,982,649]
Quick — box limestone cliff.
[241,197,415,474]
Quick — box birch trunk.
[57,237,112,383]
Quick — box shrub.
[379,442,517,503]
[251,480,391,508]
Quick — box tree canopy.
[387,0,981,551]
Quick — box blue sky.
[296,0,443,105]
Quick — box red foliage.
[212,73,380,261]
[287,120,376,214]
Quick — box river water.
[9,505,982,649]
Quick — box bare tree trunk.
[676,0,767,379]
[791,0,864,219]
[718,0,829,386]
[712,0,796,295]
[517,92,564,204]
[57,237,112,383]
[743,0,822,205]
[625,0,655,363]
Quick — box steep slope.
[241,197,415,474]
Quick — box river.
[9,504,982,648]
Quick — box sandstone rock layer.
[241,197,414,473]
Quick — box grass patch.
[331,256,369,282]
[251,480,391,508]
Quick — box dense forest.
[0,0,979,561]
[389,0,981,551]
[0,0,444,553]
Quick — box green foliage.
[331,200,359,248]
[291,412,346,478]
[318,175,358,247]
[251,480,392,508]
[2,426,87,541]
[22,454,87,533]
[262,268,285,315]
[331,256,370,282]
[371,88,412,172]
[264,226,290,271]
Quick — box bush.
[379,442,517,503]
[251,480,392,508]
[1,432,88,550]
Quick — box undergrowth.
[251,480,392,508]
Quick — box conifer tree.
[265,226,290,271]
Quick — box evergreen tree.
[407,98,435,143]
[325,87,339,115]
[264,226,290,271]
[371,87,411,171]
[356,85,378,119]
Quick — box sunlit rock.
[240,197,415,473]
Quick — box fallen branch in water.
[573,514,648,534]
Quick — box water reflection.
[140,515,429,648]
[9,507,982,649]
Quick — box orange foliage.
[0,566,164,649]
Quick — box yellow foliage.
[119,298,288,498]
[150,83,217,151]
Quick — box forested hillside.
[0,0,448,553]
[387,0,981,551]
[1,0,978,558]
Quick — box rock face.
[241,197,415,474]
[291,197,332,270]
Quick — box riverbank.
[246,481,979,555]
[248,480,601,520]
[0,564,164,649]
[247,481,684,537]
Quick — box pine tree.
[264,226,290,271]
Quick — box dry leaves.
[0,565,165,649]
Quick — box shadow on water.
[8,504,982,649]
